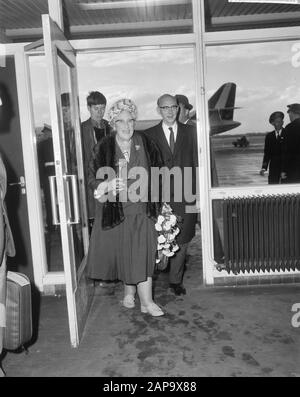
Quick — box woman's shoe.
[140,302,164,317]
[121,295,135,309]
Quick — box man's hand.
[280,172,287,180]
[259,169,266,176]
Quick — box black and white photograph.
[0,0,300,380]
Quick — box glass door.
[42,14,93,347]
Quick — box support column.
[48,0,64,31]
[192,0,215,286]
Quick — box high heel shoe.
[140,302,164,317]
[121,295,135,309]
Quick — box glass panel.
[205,0,300,32]
[64,0,193,39]
[207,40,300,188]
[29,55,64,272]
[57,56,84,271]
[77,47,196,125]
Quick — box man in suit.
[81,91,111,230]
[144,94,198,296]
[281,103,300,184]
[260,111,285,184]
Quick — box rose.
[163,250,175,257]
[155,223,163,232]
[163,221,172,231]
[158,235,166,244]
[172,244,179,252]
[157,215,164,225]
[169,214,177,226]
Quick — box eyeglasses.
[159,105,178,111]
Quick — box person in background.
[144,94,198,296]
[86,98,164,316]
[175,94,194,126]
[0,153,15,377]
[81,91,112,231]
[260,111,285,184]
[281,103,300,184]
[37,124,55,232]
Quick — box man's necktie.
[94,127,104,142]
[169,127,175,154]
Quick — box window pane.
[205,0,300,32]
[207,40,300,188]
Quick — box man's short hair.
[87,91,107,106]
[269,111,284,124]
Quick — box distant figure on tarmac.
[260,111,285,184]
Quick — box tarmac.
[1,226,300,377]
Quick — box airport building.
[1,0,300,348]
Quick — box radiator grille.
[222,195,300,274]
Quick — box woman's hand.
[107,178,125,196]
[94,178,125,201]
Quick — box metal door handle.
[67,175,80,224]
[9,176,26,194]
[48,175,80,226]
[49,176,60,225]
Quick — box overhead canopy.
[0,0,299,42]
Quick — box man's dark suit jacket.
[282,118,300,183]
[144,121,198,245]
[81,117,111,219]
[262,129,285,184]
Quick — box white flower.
[155,223,162,232]
[172,244,180,252]
[157,215,164,225]
[163,221,172,231]
[174,227,180,236]
[163,250,175,257]
[158,235,166,244]
[157,244,163,250]
[170,214,177,226]
[163,243,170,249]
[168,233,176,242]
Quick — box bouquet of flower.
[155,203,180,270]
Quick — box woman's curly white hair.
[108,98,138,125]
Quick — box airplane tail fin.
[208,82,238,121]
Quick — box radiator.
[222,195,300,274]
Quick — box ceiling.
[0,0,299,42]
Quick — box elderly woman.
[86,99,164,317]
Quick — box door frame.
[4,3,300,296]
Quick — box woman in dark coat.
[86,99,164,317]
